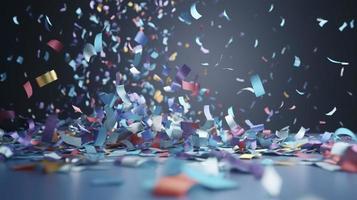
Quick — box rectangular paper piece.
[250,74,265,97]
[35,70,58,87]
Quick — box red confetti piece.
[47,39,64,53]
[23,81,33,98]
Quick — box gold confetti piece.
[283,91,289,98]
[169,52,177,61]
[153,74,162,82]
[35,70,58,87]
[240,153,261,160]
[154,90,163,103]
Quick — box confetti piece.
[326,57,349,65]
[339,22,348,32]
[190,3,202,20]
[47,40,64,52]
[225,114,238,130]
[116,85,132,106]
[254,39,259,48]
[203,105,213,121]
[94,33,103,53]
[134,31,148,45]
[153,174,197,197]
[12,16,20,25]
[0,73,6,82]
[250,74,265,97]
[42,115,59,143]
[175,64,191,83]
[72,105,82,113]
[280,17,285,27]
[295,89,305,95]
[60,132,82,147]
[178,96,190,113]
[219,10,231,21]
[316,18,328,27]
[295,126,307,140]
[83,43,97,62]
[325,107,337,116]
[130,66,141,75]
[293,56,301,67]
[154,90,164,103]
[240,154,257,160]
[334,128,357,141]
[183,165,238,190]
[340,67,344,77]
[350,19,355,29]
[0,146,13,158]
[23,81,33,98]
[45,15,53,27]
[35,70,58,87]
[261,166,282,197]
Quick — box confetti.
[83,43,97,62]
[190,3,202,20]
[326,57,349,65]
[134,31,148,45]
[35,70,58,87]
[261,166,282,197]
[316,18,328,27]
[250,74,265,97]
[325,107,337,116]
[47,40,64,52]
[293,56,301,67]
[23,81,33,98]
[339,22,348,32]
[12,16,20,25]
[94,33,103,53]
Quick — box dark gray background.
[0,0,356,132]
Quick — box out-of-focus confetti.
[261,166,282,197]
[190,3,202,20]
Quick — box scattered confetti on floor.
[0,0,356,199]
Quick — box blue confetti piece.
[134,31,148,45]
[250,74,265,97]
[94,33,103,53]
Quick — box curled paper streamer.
[190,3,202,20]
[35,70,58,87]
[326,57,349,66]
[325,107,337,116]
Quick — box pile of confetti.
[0,0,356,198]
